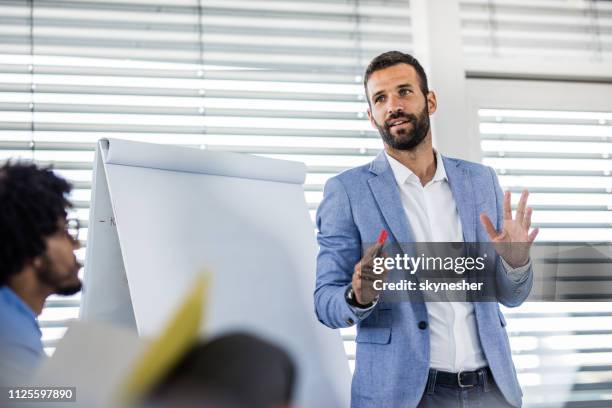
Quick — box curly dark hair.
[0,162,72,286]
[363,51,429,104]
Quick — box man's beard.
[36,254,82,296]
[375,103,430,151]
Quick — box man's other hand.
[351,242,389,306]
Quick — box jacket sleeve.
[490,166,534,307]
[314,177,375,328]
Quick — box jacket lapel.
[367,152,415,245]
[443,156,477,243]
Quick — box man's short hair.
[0,162,72,286]
[363,51,429,103]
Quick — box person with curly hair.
[0,162,82,385]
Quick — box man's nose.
[386,95,403,115]
[387,105,404,117]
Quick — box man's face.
[366,63,436,151]
[35,219,82,296]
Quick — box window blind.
[460,0,612,79]
[480,107,612,408]
[0,0,414,354]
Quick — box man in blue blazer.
[314,51,539,408]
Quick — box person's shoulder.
[442,155,494,177]
[0,290,41,343]
[324,162,373,190]
[0,311,33,342]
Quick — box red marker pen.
[377,229,388,245]
[375,229,388,257]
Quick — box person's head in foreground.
[146,332,296,408]
[0,162,82,384]
[364,50,437,153]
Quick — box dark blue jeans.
[417,370,516,408]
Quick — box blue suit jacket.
[314,152,532,408]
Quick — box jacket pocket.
[355,327,391,344]
[355,309,392,344]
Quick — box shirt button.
[418,321,428,330]
[346,318,354,325]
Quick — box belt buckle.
[457,371,474,388]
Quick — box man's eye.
[375,95,385,103]
[399,88,411,96]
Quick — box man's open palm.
[480,189,539,268]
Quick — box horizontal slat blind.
[460,0,612,78]
[480,108,612,241]
[461,0,612,60]
[0,0,414,355]
[479,108,612,408]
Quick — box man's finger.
[522,207,533,230]
[528,227,539,243]
[503,191,512,220]
[365,242,383,259]
[480,213,499,240]
[380,266,391,281]
[515,189,529,222]
[361,264,383,277]
[374,251,389,270]
[358,254,375,272]
[360,274,379,282]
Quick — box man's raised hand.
[480,189,539,268]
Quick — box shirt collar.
[384,149,447,186]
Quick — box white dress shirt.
[385,150,488,371]
[353,150,529,372]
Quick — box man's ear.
[426,91,437,115]
[367,107,377,129]
[31,255,43,270]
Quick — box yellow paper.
[116,272,210,405]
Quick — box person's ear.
[31,255,43,270]
[426,90,437,115]
[367,107,377,130]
